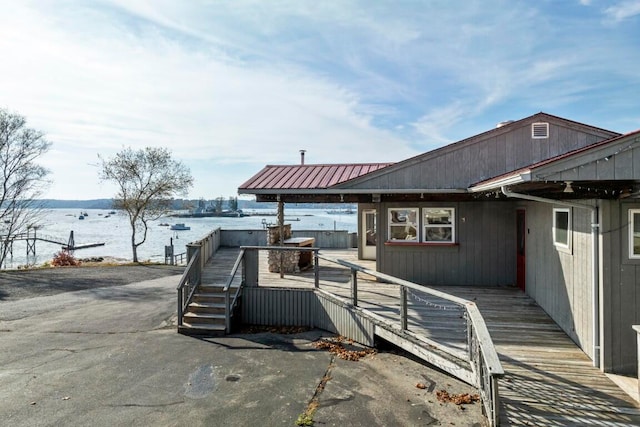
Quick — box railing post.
[634,325,640,400]
[400,286,408,330]
[314,249,320,289]
[225,291,230,333]
[177,288,183,327]
[350,268,358,306]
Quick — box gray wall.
[601,200,640,375]
[377,201,517,286]
[522,201,595,361]
[340,116,615,190]
[219,229,354,249]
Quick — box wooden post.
[350,269,358,306]
[400,286,408,330]
[277,198,284,278]
[314,249,320,289]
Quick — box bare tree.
[0,108,51,267]
[99,147,193,262]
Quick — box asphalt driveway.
[0,267,486,426]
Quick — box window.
[553,208,571,249]
[388,208,418,241]
[423,208,455,243]
[629,209,640,259]
[532,122,549,139]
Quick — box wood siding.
[378,201,517,286]
[220,229,354,248]
[338,116,615,190]
[601,200,640,375]
[523,201,595,361]
[531,134,640,182]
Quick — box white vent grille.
[532,122,549,139]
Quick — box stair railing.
[223,249,246,333]
[176,245,201,327]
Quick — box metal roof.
[238,163,393,192]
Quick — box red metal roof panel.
[238,163,393,191]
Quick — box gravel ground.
[0,264,185,301]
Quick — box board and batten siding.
[601,200,640,375]
[378,201,517,286]
[523,201,594,361]
[220,229,354,248]
[338,117,614,191]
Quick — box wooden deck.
[207,247,640,425]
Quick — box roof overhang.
[239,188,468,195]
[469,171,531,193]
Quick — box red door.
[516,209,526,291]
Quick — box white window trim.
[532,122,549,139]
[388,208,419,241]
[629,209,640,259]
[422,207,456,244]
[553,207,572,251]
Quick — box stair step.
[188,302,226,314]
[182,311,226,324]
[178,322,226,336]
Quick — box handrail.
[223,248,246,333]
[176,248,201,327]
[316,252,504,426]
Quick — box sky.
[1,0,639,200]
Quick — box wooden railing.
[216,246,504,425]
[223,249,246,333]
[316,255,504,426]
[176,228,222,327]
[176,247,201,327]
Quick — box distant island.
[36,199,356,211]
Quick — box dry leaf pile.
[436,390,480,405]
[313,336,376,361]
[240,325,311,334]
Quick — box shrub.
[51,251,80,267]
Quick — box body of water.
[2,208,358,268]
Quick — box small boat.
[109,210,116,214]
[79,215,85,220]
[170,223,190,230]
[159,223,170,227]
[326,208,355,215]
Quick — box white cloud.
[604,1,640,21]
[0,1,638,198]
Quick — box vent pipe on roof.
[299,150,306,165]
[496,120,514,128]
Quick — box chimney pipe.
[299,150,306,165]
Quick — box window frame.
[629,209,640,259]
[553,207,572,251]
[387,208,419,241]
[422,207,456,244]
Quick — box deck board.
[205,247,640,425]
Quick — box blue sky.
[1,0,639,200]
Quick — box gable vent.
[532,122,549,139]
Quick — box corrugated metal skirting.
[242,288,316,326]
[241,288,375,346]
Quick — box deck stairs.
[179,284,229,335]
[178,249,243,336]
